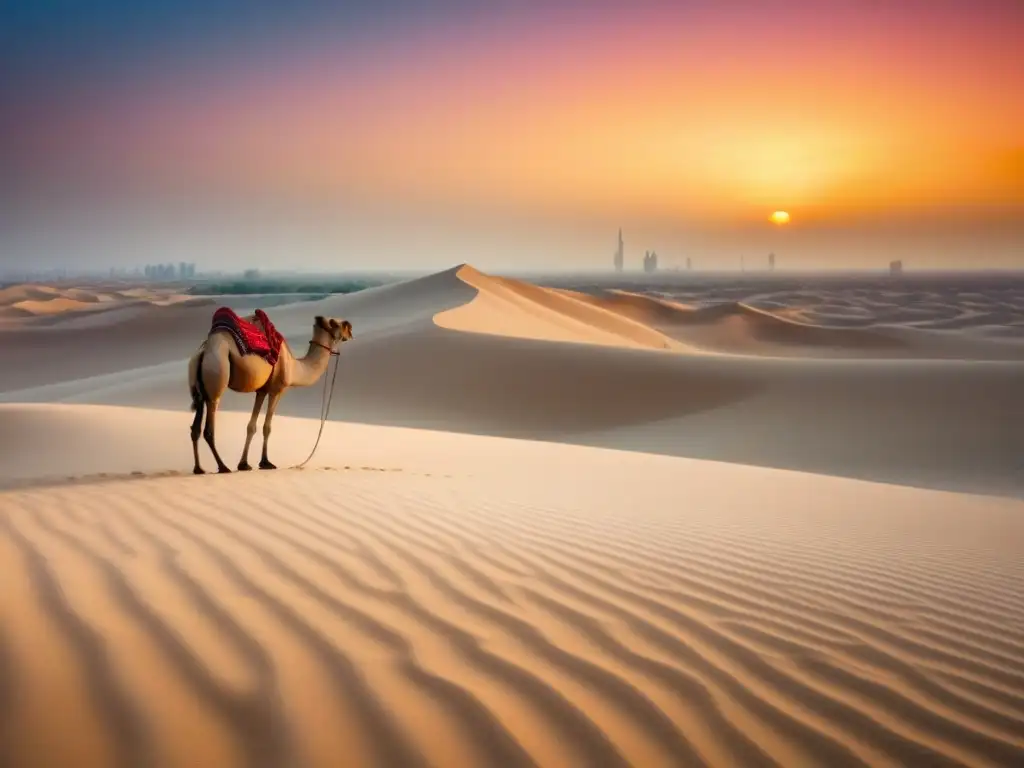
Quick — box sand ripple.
[1,469,1022,768]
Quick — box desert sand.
[0,283,209,324]
[1,265,1022,767]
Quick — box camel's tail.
[189,342,209,412]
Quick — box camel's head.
[314,316,354,349]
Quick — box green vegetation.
[187,279,381,296]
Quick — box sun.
[770,210,791,225]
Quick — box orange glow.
[771,211,791,225]
[20,4,1022,229]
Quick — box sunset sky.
[1,0,1022,271]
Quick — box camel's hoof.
[238,462,252,472]
[217,466,232,474]
[259,461,277,471]
[193,467,206,475]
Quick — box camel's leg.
[188,346,208,474]
[191,398,206,475]
[203,399,232,474]
[238,391,267,471]
[259,392,283,470]
[199,345,232,474]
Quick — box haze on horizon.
[1,0,1021,274]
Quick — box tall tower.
[768,252,775,271]
[613,228,624,272]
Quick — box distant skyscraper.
[613,228,624,272]
[686,257,692,270]
[643,250,659,273]
[889,259,904,276]
[768,252,775,271]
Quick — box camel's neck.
[289,342,333,387]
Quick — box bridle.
[310,339,341,356]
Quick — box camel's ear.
[328,318,340,329]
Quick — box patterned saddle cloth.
[210,307,285,367]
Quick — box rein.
[295,340,342,469]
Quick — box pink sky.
[4,0,1022,269]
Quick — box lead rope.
[295,352,341,469]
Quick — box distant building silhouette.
[144,262,194,280]
[768,252,775,271]
[686,256,692,270]
[889,259,904,276]
[613,228,624,272]
[643,250,659,273]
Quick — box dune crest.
[435,265,687,351]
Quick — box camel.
[187,313,353,474]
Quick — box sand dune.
[1,404,1024,767]
[434,267,929,356]
[1,264,1023,766]
[436,266,684,350]
[575,292,911,356]
[0,282,207,331]
[11,296,99,315]
[2,265,1019,496]
[535,273,1024,359]
[565,289,1023,361]
[0,284,64,305]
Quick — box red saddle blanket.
[210,307,285,367]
